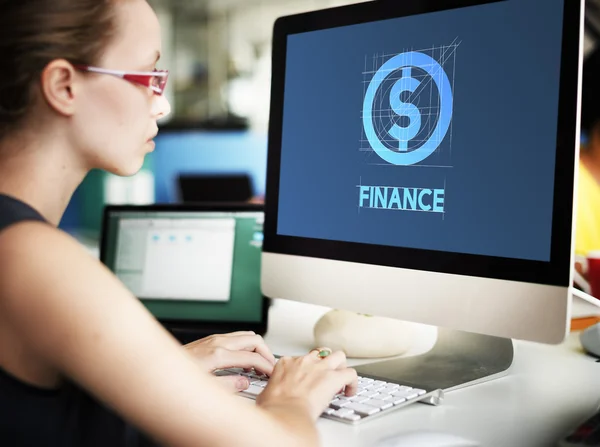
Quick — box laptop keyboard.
[216,367,444,424]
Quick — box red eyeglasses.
[73,65,169,96]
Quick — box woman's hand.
[185,331,276,391]
[256,349,358,420]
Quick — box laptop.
[100,203,268,344]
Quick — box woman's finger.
[214,374,250,393]
[320,350,347,370]
[332,368,359,397]
[210,349,275,376]
[212,334,276,366]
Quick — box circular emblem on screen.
[362,51,453,166]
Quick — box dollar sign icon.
[388,68,422,152]
[363,51,453,166]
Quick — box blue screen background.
[276,0,564,262]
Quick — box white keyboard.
[216,367,444,424]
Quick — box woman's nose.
[152,94,171,120]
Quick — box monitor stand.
[354,327,513,392]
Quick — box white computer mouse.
[375,430,480,447]
[580,322,600,357]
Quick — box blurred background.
[61,0,599,238]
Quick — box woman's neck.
[0,135,88,226]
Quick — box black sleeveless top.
[0,194,154,447]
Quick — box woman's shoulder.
[0,218,97,315]
[0,194,46,231]
[0,216,65,254]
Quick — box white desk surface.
[76,235,600,445]
[263,298,600,447]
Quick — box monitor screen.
[275,0,564,263]
[262,0,580,344]
[102,209,265,324]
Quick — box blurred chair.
[178,173,253,203]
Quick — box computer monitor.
[100,204,268,343]
[261,0,582,388]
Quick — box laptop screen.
[102,209,264,324]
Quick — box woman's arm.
[0,222,339,447]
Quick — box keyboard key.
[349,395,371,403]
[243,385,264,396]
[214,370,237,377]
[363,398,393,410]
[345,402,381,416]
[392,396,407,405]
[343,413,362,422]
[391,389,419,400]
[332,408,355,418]
[330,398,351,409]
[361,390,381,399]
[379,387,399,395]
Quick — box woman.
[0,1,357,446]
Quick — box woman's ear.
[40,59,77,117]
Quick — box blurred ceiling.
[149,0,368,16]
[150,0,600,57]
